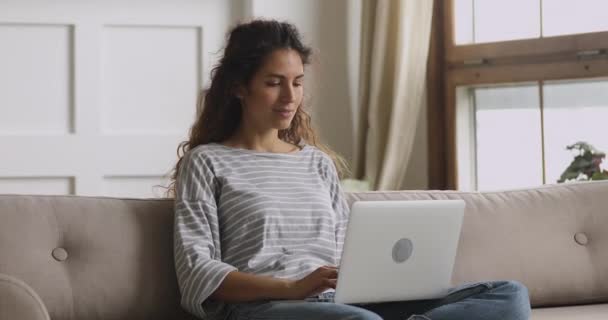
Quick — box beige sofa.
[1,181,607,320]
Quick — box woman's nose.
[280,84,296,102]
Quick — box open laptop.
[333,200,466,305]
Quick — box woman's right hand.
[284,265,338,300]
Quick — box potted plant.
[558,141,608,183]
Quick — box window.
[454,0,608,44]
[436,0,608,190]
[456,79,608,191]
[543,79,608,183]
[454,0,540,44]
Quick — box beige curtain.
[353,0,434,190]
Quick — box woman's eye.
[293,82,303,87]
[266,82,280,87]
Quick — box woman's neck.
[223,125,290,153]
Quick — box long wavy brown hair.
[165,19,348,198]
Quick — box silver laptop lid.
[334,200,465,304]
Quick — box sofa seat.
[532,303,608,319]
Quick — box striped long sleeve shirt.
[173,143,350,320]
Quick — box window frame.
[433,0,608,190]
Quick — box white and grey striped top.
[173,143,350,320]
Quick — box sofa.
[1,180,607,320]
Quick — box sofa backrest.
[346,181,608,307]
[0,195,196,320]
[1,181,607,320]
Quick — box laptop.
[333,200,466,305]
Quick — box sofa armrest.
[0,273,50,320]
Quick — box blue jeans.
[224,281,531,320]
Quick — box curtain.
[353,0,434,190]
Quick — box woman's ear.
[235,85,247,100]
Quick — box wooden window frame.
[428,0,608,190]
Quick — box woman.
[170,19,531,320]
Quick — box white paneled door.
[0,0,233,197]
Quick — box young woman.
[170,19,531,320]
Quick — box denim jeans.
[224,281,531,320]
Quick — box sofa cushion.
[0,195,197,320]
[0,273,50,320]
[346,181,608,308]
[1,180,607,319]
[531,303,608,319]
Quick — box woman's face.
[238,48,304,131]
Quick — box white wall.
[0,0,235,197]
[0,0,428,196]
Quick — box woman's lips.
[273,109,294,118]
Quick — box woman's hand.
[284,265,338,300]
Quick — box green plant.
[558,141,608,183]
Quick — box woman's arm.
[210,266,338,302]
[209,271,290,302]
[174,151,239,317]
[318,154,351,266]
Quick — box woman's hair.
[165,19,349,198]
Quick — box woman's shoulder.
[303,144,336,170]
[184,143,226,163]
[189,142,221,153]
[302,144,329,158]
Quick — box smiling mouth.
[273,109,295,118]
[273,108,295,112]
